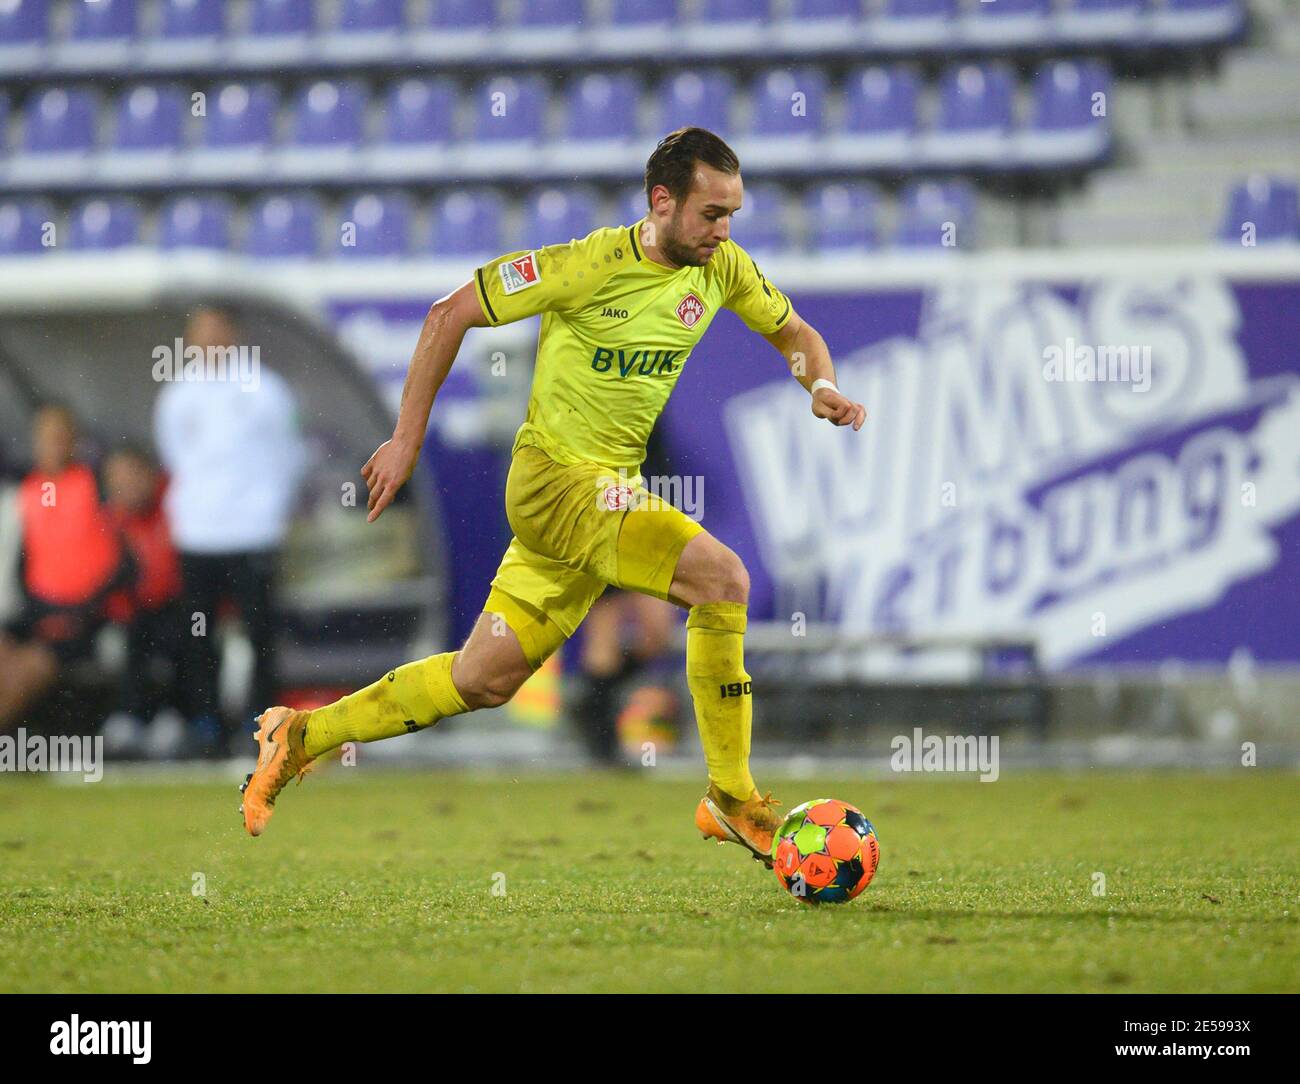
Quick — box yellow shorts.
[484,442,704,668]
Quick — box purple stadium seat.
[926,63,1014,167]
[874,0,957,48]
[0,200,54,255]
[249,0,314,35]
[471,76,547,143]
[564,74,640,141]
[524,188,598,246]
[23,88,98,153]
[791,0,860,18]
[620,185,648,224]
[68,199,142,250]
[730,183,787,254]
[661,71,734,136]
[1017,60,1112,166]
[0,0,46,44]
[430,0,497,28]
[113,85,185,150]
[383,79,457,145]
[843,66,919,136]
[807,182,879,251]
[895,180,977,249]
[520,0,585,25]
[1218,176,1299,244]
[611,0,677,24]
[203,83,279,148]
[1057,0,1147,43]
[70,0,136,39]
[338,192,412,258]
[246,193,323,258]
[425,190,505,256]
[701,0,770,19]
[159,195,233,250]
[160,0,224,37]
[964,0,1051,46]
[750,68,828,136]
[291,81,366,148]
[337,0,404,31]
[1152,0,1245,45]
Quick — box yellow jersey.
[472,219,793,473]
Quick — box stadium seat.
[1151,0,1247,46]
[67,198,142,250]
[1217,176,1300,244]
[806,182,880,251]
[740,68,829,171]
[524,187,599,246]
[619,185,649,225]
[337,192,413,258]
[660,71,735,136]
[925,63,1015,167]
[70,0,137,40]
[1016,60,1112,167]
[551,73,642,172]
[702,0,771,19]
[9,87,98,186]
[731,182,788,254]
[337,0,405,31]
[275,81,366,181]
[873,0,958,50]
[246,193,324,258]
[594,0,676,56]
[791,0,861,19]
[430,0,498,29]
[519,0,585,26]
[159,195,233,251]
[100,84,186,183]
[895,180,978,249]
[464,75,548,175]
[425,190,505,257]
[201,82,278,149]
[1056,0,1147,45]
[249,0,314,34]
[692,0,770,50]
[0,0,46,73]
[772,0,864,51]
[828,65,919,169]
[963,0,1052,47]
[382,78,458,145]
[159,0,225,37]
[0,199,54,255]
[611,0,677,25]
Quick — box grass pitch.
[0,769,1296,993]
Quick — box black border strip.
[475,267,498,324]
[628,225,642,261]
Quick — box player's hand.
[361,437,419,523]
[812,387,866,431]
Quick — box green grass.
[0,769,1296,992]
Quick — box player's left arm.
[762,312,865,431]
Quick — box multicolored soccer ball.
[772,799,880,904]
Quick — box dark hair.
[644,127,740,206]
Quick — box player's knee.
[457,665,527,710]
[709,550,750,604]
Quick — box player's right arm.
[362,280,488,523]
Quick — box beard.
[660,212,712,268]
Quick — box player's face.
[656,165,743,268]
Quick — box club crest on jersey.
[500,252,541,295]
[602,484,634,511]
[676,292,705,329]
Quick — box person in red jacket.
[0,404,126,729]
[102,445,184,727]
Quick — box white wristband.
[810,378,838,396]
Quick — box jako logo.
[50,1016,151,1064]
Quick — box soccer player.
[240,128,865,864]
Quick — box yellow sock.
[685,602,756,801]
[303,652,469,758]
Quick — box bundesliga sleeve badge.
[500,251,542,295]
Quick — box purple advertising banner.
[326,270,1300,669]
[660,275,1300,668]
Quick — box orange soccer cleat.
[239,706,315,837]
[695,784,783,867]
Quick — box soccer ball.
[771,798,880,904]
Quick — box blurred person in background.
[153,307,307,756]
[100,444,186,755]
[0,404,128,729]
